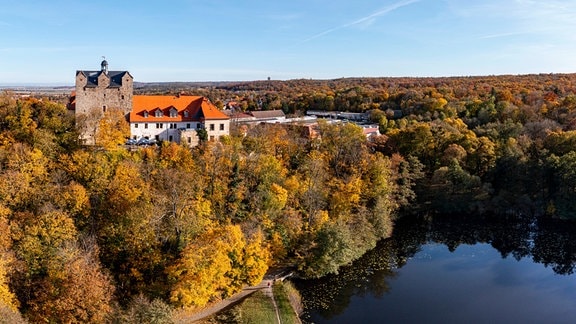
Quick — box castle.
[72,60,229,146]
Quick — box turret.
[101,58,108,74]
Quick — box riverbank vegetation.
[2,72,576,321]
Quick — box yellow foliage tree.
[11,210,78,276]
[106,160,148,215]
[168,225,240,308]
[168,224,269,309]
[0,206,18,312]
[95,107,130,150]
[239,231,270,286]
[328,176,362,219]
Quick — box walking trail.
[174,269,293,323]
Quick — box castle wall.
[74,70,133,144]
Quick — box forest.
[2,72,576,322]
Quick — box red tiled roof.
[130,95,229,122]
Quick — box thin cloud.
[479,31,528,39]
[301,0,420,43]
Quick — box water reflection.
[296,214,576,323]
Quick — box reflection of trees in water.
[297,213,576,320]
[532,219,576,275]
[421,214,576,275]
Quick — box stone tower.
[74,59,133,144]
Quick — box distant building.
[72,60,229,146]
[225,109,286,125]
[306,110,368,122]
[73,59,133,144]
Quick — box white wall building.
[129,95,230,145]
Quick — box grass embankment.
[201,281,302,323]
[234,290,278,323]
[273,281,303,324]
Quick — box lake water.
[296,214,576,324]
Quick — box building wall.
[130,119,230,145]
[204,119,230,141]
[180,129,200,147]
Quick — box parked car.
[125,138,137,145]
[136,138,157,146]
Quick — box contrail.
[301,0,420,43]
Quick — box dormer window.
[155,109,163,118]
[169,107,178,118]
[183,110,189,118]
[143,111,149,118]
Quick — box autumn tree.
[94,107,130,150]
[167,225,269,309]
[25,244,115,324]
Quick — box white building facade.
[129,95,230,145]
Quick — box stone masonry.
[74,60,133,144]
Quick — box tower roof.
[76,70,131,88]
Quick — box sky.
[1,0,576,85]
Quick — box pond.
[295,214,576,324]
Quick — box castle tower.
[74,59,133,145]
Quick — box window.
[187,137,191,143]
[209,124,215,131]
[219,123,224,131]
[155,135,160,141]
[169,108,177,118]
[144,123,148,129]
[156,123,164,129]
[135,124,139,128]
[184,111,189,118]
[186,123,191,129]
[197,123,201,129]
[143,111,149,118]
[169,135,173,141]
[155,110,163,117]
[210,135,215,141]
[121,95,125,100]
[169,123,177,129]
[103,105,107,113]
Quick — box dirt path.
[264,282,281,324]
[174,269,293,323]
[174,281,267,323]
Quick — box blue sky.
[1,0,576,84]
